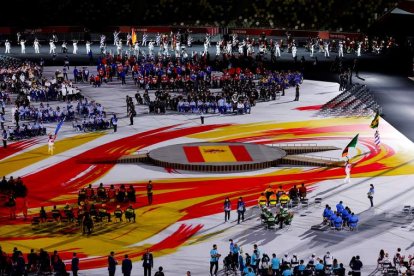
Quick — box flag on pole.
[370,111,380,129]
[54,117,65,137]
[374,130,381,146]
[342,134,359,157]
[131,28,137,45]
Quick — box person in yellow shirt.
[258,193,267,207]
[269,193,277,207]
[279,193,290,207]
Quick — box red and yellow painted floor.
[1,114,414,270]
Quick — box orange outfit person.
[258,193,267,207]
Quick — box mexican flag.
[342,134,359,157]
[370,111,380,129]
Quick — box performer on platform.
[117,40,123,55]
[34,38,40,54]
[142,32,148,47]
[100,34,106,53]
[49,40,56,54]
[85,41,91,55]
[4,40,11,54]
[72,40,78,54]
[61,41,67,54]
[155,33,161,47]
[134,42,140,56]
[113,30,120,46]
[338,41,344,58]
[20,39,26,54]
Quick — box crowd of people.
[210,241,363,276]
[376,248,414,275]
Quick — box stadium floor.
[1,68,414,275]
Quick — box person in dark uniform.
[128,109,134,125]
[125,206,136,223]
[82,211,93,235]
[127,185,136,203]
[2,129,7,148]
[99,204,111,222]
[147,180,153,205]
[71,252,79,276]
[51,205,61,221]
[114,205,123,222]
[108,251,118,276]
[122,254,132,276]
[39,206,47,222]
[7,194,16,220]
[142,249,153,276]
[294,84,300,101]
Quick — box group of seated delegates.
[78,183,136,205]
[260,184,307,208]
[32,183,136,234]
[15,101,75,122]
[377,248,414,275]
[76,98,106,117]
[37,201,136,225]
[72,116,110,132]
[223,241,349,276]
[0,176,28,220]
[176,95,252,115]
[322,201,359,230]
[6,123,47,141]
[0,247,68,275]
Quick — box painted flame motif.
[0,117,413,269]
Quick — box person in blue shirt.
[238,253,245,273]
[251,250,259,273]
[323,205,333,224]
[229,239,234,253]
[271,253,280,275]
[334,215,343,230]
[295,259,306,272]
[329,212,337,227]
[281,267,293,276]
[340,207,349,225]
[336,201,344,213]
[232,243,240,267]
[210,244,220,276]
[315,259,324,271]
[349,213,359,230]
[244,266,256,276]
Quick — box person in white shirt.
[117,40,123,55]
[72,40,78,54]
[338,41,344,58]
[20,40,26,54]
[4,40,11,54]
[49,40,56,54]
[34,39,40,54]
[85,41,91,55]
[324,41,330,58]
